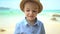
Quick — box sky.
[0,0,60,10]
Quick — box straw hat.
[20,0,43,13]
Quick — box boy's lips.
[29,16,33,17]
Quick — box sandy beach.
[0,15,60,34]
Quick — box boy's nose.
[29,11,33,15]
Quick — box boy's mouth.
[29,16,34,18]
[29,16,33,17]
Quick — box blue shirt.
[14,18,45,34]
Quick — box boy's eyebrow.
[25,6,38,10]
[34,8,38,9]
[26,8,29,9]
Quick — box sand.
[0,15,60,34]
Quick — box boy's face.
[24,2,39,21]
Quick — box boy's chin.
[28,18,35,21]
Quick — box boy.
[14,0,45,34]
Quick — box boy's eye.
[26,10,30,12]
[33,10,36,12]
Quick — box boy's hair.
[20,0,43,13]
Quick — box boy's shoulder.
[37,19,44,25]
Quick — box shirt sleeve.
[14,23,20,34]
[41,23,45,34]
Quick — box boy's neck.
[25,17,37,26]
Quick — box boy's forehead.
[24,2,39,9]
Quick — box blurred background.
[0,0,60,34]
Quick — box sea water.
[0,9,60,34]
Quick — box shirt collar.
[24,17,40,26]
